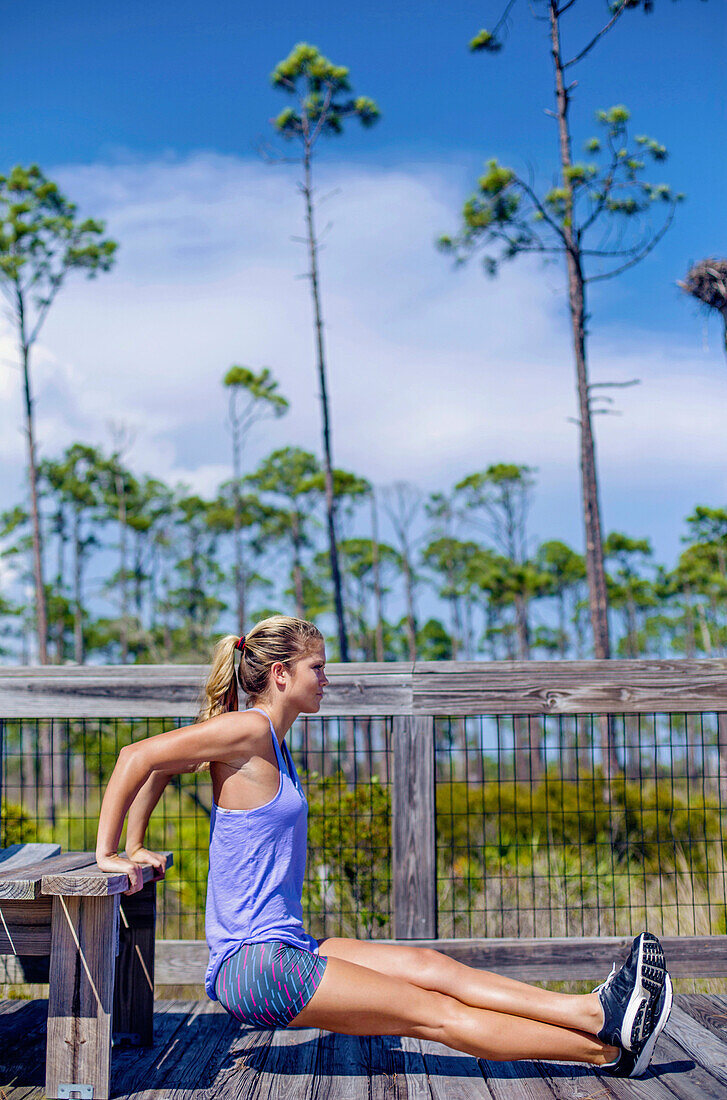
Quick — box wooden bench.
[0,843,172,1100]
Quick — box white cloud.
[0,151,724,571]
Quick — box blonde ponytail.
[197,634,240,723]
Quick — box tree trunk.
[514,593,531,660]
[19,325,48,665]
[549,2,611,663]
[549,1,616,775]
[683,585,696,658]
[302,149,349,661]
[229,392,246,634]
[115,470,129,664]
[72,507,84,665]
[54,505,66,663]
[370,490,385,662]
[292,513,305,620]
[401,551,418,662]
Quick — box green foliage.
[444,11,684,280]
[0,164,117,306]
[304,770,391,936]
[270,43,380,141]
[1,799,43,845]
[469,29,501,53]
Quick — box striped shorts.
[214,940,328,1029]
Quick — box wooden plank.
[676,993,727,1045]
[152,936,727,985]
[45,893,119,1100]
[131,1000,238,1099]
[249,1027,320,1100]
[42,851,173,897]
[663,1001,727,1086]
[109,1001,196,1097]
[7,657,727,717]
[304,1031,370,1099]
[0,998,48,1089]
[155,938,209,984]
[370,935,727,981]
[203,1013,276,1100]
[368,1033,409,1099]
[113,881,156,1046]
[648,1027,727,1100]
[0,844,61,870]
[0,853,96,901]
[393,715,437,939]
[413,658,727,715]
[417,1035,494,1099]
[476,1056,557,1100]
[0,663,414,717]
[0,897,52,954]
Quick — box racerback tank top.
[204,706,319,1000]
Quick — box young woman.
[96,615,672,1078]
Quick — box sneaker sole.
[621,933,666,1051]
[629,973,673,1078]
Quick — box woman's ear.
[270,660,288,688]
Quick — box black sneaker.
[630,973,673,1078]
[594,932,666,1051]
[600,975,673,1079]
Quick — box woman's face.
[286,640,328,712]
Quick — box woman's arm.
[95,712,254,892]
[124,770,173,875]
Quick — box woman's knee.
[412,947,456,985]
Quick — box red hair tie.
[236,635,246,652]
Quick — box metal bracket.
[57,1086,94,1099]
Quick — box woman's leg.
[291,955,617,1066]
[316,938,602,1035]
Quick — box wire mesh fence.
[1,710,725,943]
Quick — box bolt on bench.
[0,843,172,1100]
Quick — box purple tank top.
[204,707,319,1000]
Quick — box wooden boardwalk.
[2,994,727,1099]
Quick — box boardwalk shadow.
[0,999,47,1088]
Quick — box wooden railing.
[2,658,727,982]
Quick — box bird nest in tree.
[679,259,727,310]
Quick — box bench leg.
[113,880,156,1046]
[46,893,119,1100]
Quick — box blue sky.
[1,1,726,629]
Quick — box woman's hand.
[127,846,167,880]
[95,853,146,895]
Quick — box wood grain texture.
[393,715,437,939]
[5,657,727,717]
[417,1036,494,1099]
[2,995,727,1100]
[107,1001,196,1096]
[412,657,727,715]
[647,1029,727,1100]
[0,844,61,871]
[258,1027,321,1100]
[45,893,119,1100]
[42,851,173,897]
[0,853,95,901]
[0,662,414,717]
[0,897,52,954]
[664,1002,727,1086]
[152,935,727,985]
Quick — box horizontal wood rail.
[145,935,727,985]
[3,657,727,717]
[8,935,725,986]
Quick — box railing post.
[392,715,437,939]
